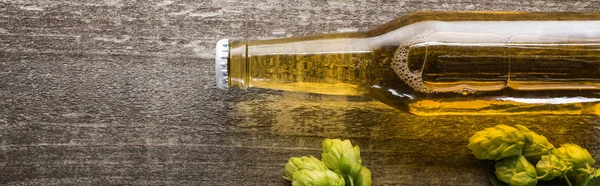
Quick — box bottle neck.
[228,33,375,96]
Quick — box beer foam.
[391,30,434,93]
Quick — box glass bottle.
[215,11,600,116]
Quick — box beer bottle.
[215,11,600,116]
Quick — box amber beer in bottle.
[215,11,600,116]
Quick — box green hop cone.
[322,139,363,178]
[468,125,528,160]
[552,143,596,172]
[522,128,555,159]
[495,155,538,186]
[355,166,372,186]
[284,155,328,181]
[292,169,345,186]
[535,154,573,181]
[510,172,538,186]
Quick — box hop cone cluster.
[495,155,538,186]
[291,169,345,186]
[284,139,372,186]
[469,124,599,186]
[467,125,529,160]
[552,143,596,172]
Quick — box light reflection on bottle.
[496,97,600,104]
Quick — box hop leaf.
[572,168,600,186]
[292,169,345,186]
[284,156,328,181]
[535,154,573,181]
[552,144,596,172]
[468,125,528,160]
[522,128,555,159]
[587,169,600,186]
[322,139,363,178]
[495,155,538,186]
[355,166,372,186]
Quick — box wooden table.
[1,0,599,185]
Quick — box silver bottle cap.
[215,39,229,89]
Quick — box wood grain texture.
[1,0,600,185]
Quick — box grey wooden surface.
[1,0,600,185]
